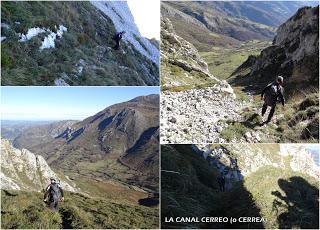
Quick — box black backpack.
[49,184,61,201]
[269,83,280,96]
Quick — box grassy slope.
[1,1,158,86]
[161,144,319,229]
[244,166,319,229]
[220,92,319,143]
[1,190,159,229]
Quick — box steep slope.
[161,17,219,88]
[1,1,159,86]
[1,139,78,192]
[161,144,319,229]
[11,95,160,191]
[1,190,159,229]
[231,6,319,96]
[160,17,247,144]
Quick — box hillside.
[9,94,160,191]
[1,1,159,86]
[160,17,219,88]
[162,1,317,52]
[161,144,319,229]
[1,190,158,229]
[231,6,319,96]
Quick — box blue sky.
[1,87,159,121]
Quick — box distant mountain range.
[162,1,318,51]
[1,94,160,191]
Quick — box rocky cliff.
[231,6,319,95]
[1,139,78,192]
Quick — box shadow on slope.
[272,176,319,229]
[161,144,263,229]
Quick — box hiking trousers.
[49,200,59,212]
[219,184,225,192]
[262,103,276,122]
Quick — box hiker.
[113,31,126,50]
[43,177,64,212]
[261,76,285,123]
[217,173,225,192]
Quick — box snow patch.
[17,25,67,50]
[91,1,159,66]
[1,36,6,42]
[19,27,46,42]
[40,25,67,50]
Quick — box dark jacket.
[261,82,285,106]
[44,183,64,201]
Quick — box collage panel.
[1,87,160,229]
[0,0,319,229]
[160,1,319,144]
[1,0,160,86]
[161,144,319,229]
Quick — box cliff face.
[231,6,319,95]
[1,139,78,192]
[194,144,319,179]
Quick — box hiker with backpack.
[217,173,225,192]
[43,177,64,212]
[113,31,126,50]
[261,76,285,124]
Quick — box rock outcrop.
[193,144,320,180]
[1,139,78,192]
[231,6,319,94]
[161,17,219,87]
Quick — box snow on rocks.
[19,27,46,42]
[91,1,159,66]
[161,82,247,144]
[40,25,67,50]
[18,25,67,50]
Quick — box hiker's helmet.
[276,76,284,85]
[50,177,56,183]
